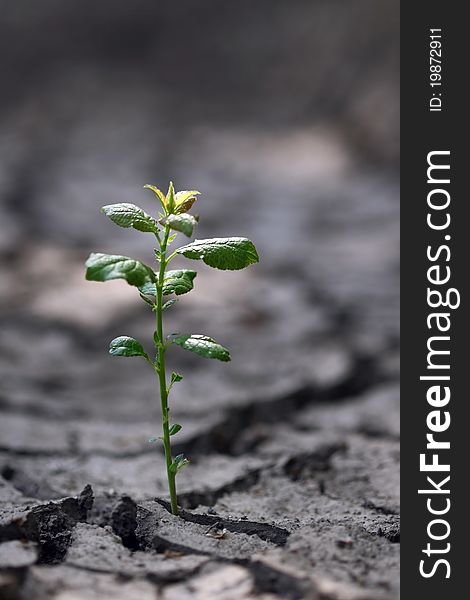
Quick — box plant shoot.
[85,183,259,515]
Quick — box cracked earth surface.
[0,2,399,598]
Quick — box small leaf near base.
[169,424,182,436]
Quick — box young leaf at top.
[160,213,198,237]
[86,253,156,287]
[166,181,176,213]
[170,334,231,362]
[143,184,167,213]
[176,237,259,270]
[175,190,200,214]
[101,203,159,234]
[109,336,149,359]
[162,270,197,296]
[169,423,182,436]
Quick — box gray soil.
[0,2,399,599]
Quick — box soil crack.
[155,499,290,546]
[0,485,93,564]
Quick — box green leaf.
[168,371,183,393]
[176,197,198,214]
[168,233,178,244]
[170,454,190,474]
[171,372,183,385]
[139,276,191,303]
[86,253,156,287]
[101,203,159,233]
[143,184,167,212]
[160,213,198,237]
[166,181,176,213]
[176,237,259,270]
[109,336,148,359]
[169,423,182,436]
[175,190,200,214]
[170,334,231,362]
[175,190,200,206]
[139,282,157,304]
[162,270,197,296]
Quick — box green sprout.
[85,183,259,515]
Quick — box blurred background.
[0,0,399,594]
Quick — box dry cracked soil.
[0,2,399,598]
[0,161,399,599]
